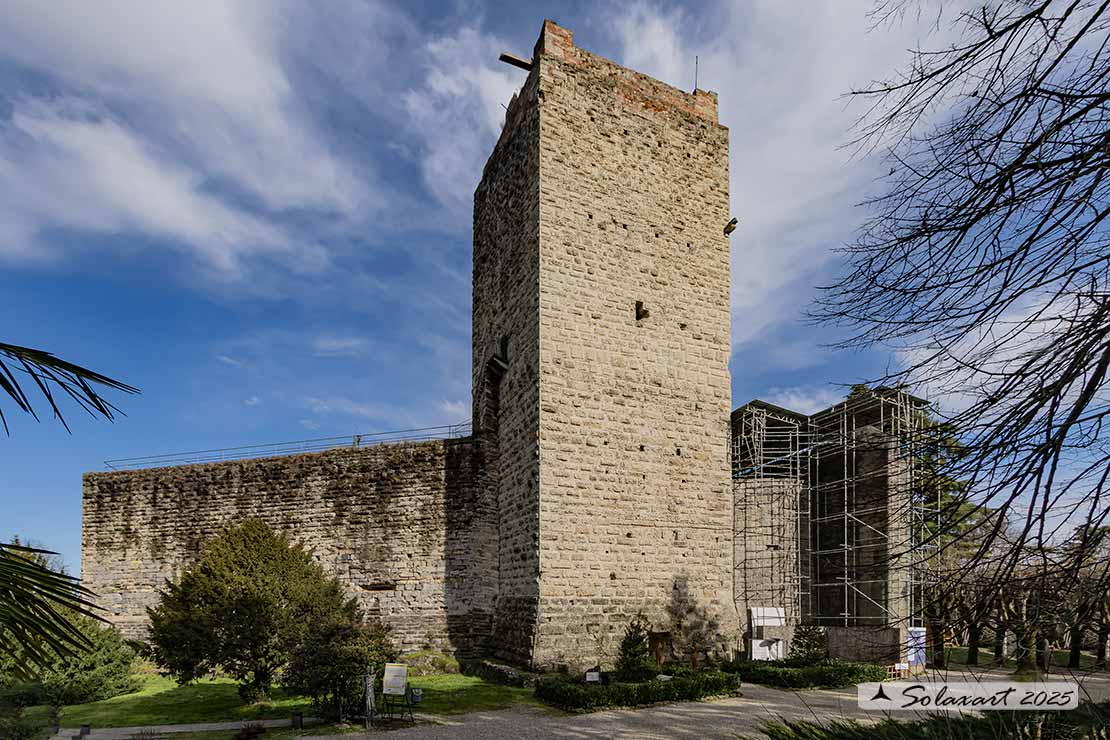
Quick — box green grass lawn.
[56,672,311,728]
[944,645,1105,673]
[409,673,542,715]
[33,670,543,731]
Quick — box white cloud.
[0,0,374,279]
[216,355,245,368]
[402,27,525,214]
[0,102,312,275]
[311,336,369,358]
[439,399,469,419]
[607,1,929,352]
[763,386,845,416]
[0,1,367,213]
[243,396,260,407]
[304,395,470,431]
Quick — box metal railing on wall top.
[103,421,472,471]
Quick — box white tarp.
[749,607,785,627]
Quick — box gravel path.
[51,668,1110,740]
[305,685,888,739]
[48,717,318,740]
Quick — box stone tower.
[473,21,736,667]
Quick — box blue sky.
[0,1,927,573]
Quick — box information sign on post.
[383,663,408,696]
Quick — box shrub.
[0,682,44,708]
[402,650,459,677]
[757,700,1110,739]
[0,710,41,740]
[0,614,137,707]
[148,519,359,701]
[788,625,827,666]
[722,659,886,689]
[285,620,398,721]
[37,616,138,705]
[534,670,739,711]
[614,614,659,682]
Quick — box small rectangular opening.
[635,301,649,320]
[360,582,397,592]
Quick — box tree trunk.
[1096,625,1109,669]
[1015,627,1034,672]
[929,620,947,669]
[993,627,1006,666]
[1068,623,1084,670]
[966,623,982,666]
[1036,634,1050,673]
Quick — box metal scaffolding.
[732,401,811,628]
[732,388,938,630]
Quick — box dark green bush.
[534,670,740,711]
[614,613,659,682]
[0,682,44,708]
[148,518,360,701]
[285,620,397,721]
[0,615,137,707]
[788,625,827,666]
[0,711,41,740]
[722,659,886,689]
[36,617,138,705]
[757,700,1110,739]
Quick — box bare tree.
[817,0,1110,602]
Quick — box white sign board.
[585,671,600,683]
[383,663,408,696]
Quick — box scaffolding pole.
[732,388,939,630]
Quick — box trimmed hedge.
[534,670,740,711]
[722,659,886,689]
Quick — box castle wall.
[529,22,736,666]
[81,438,497,655]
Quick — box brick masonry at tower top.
[474,20,736,667]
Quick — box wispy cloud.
[402,26,525,216]
[438,399,468,420]
[607,0,926,355]
[311,336,369,358]
[216,354,245,368]
[0,0,375,280]
[763,386,845,416]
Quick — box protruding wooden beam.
[498,52,533,71]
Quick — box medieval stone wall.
[472,51,543,665]
[528,22,737,666]
[81,438,497,655]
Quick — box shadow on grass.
[409,674,547,715]
[51,673,548,730]
[58,675,310,729]
[944,646,1109,675]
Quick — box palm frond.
[0,542,104,679]
[0,342,138,434]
